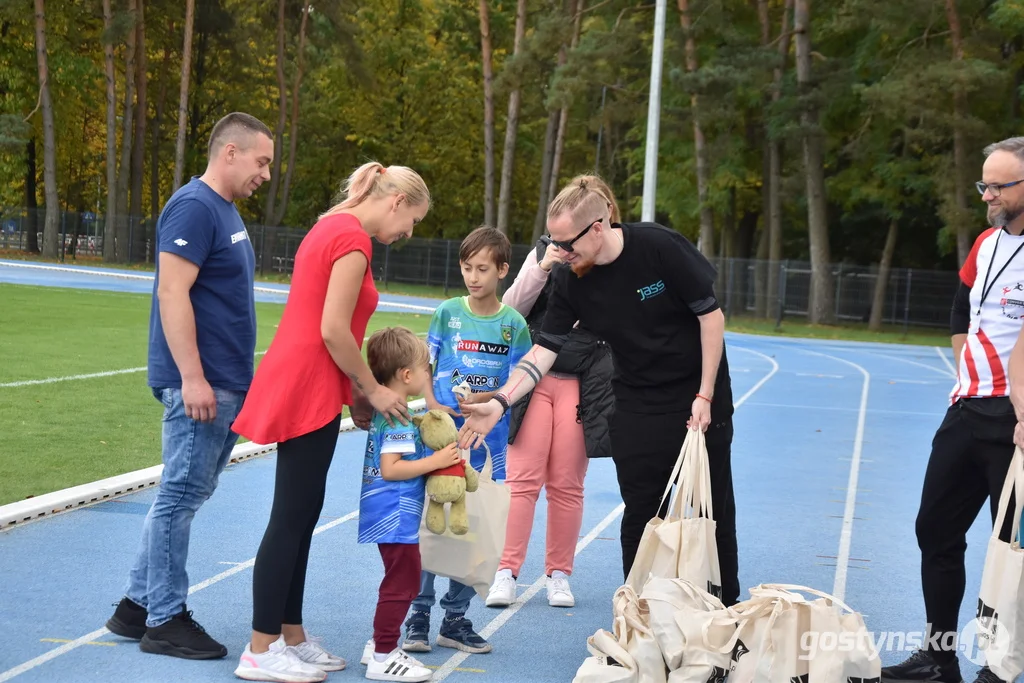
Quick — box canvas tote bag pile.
[574,428,881,683]
[418,444,511,598]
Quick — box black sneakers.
[105,597,148,640]
[881,650,963,683]
[138,608,228,660]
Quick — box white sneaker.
[360,639,374,666]
[288,630,346,672]
[365,648,432,682]
[485,569,516,607]
[234,640,328,682]
[546,570,575,608]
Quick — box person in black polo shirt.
[457,178,738,606]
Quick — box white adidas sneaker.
[360,639,374,665]
[365,648,431,682]
[234,639,327,682]
[485,568,516,607]
[546,570,575,608]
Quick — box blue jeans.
[410,571,476,618]
[125,387,246,626]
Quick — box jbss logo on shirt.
[638,279,666,301]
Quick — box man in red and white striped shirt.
[884,138,1024,683]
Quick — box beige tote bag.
[626,428,721,599]
[418,445,510,598]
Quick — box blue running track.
[0,262,996,682]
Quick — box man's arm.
[697,308,725,400]
[950,280,970,370]
[497,344,558,405]
[158,252,217,422]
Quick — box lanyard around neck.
[978,229,1024,316]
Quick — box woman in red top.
[231,161,430,682]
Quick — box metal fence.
[1,208,959,329]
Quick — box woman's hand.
[350,389,374,430]
[457,400,503,449]
[368,384,410,427]
[539,242,564,272]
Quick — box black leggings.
[251,414,341,634]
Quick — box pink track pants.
[500,374,589,577]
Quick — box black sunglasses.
[550,218,602,253]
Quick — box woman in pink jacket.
[484,175,617,609]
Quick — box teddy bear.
[412,408,480,535]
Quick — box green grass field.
[0,284,429,505]
[0,280,953,506]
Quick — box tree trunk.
[794,0,834,324]
[679,0,714,258]
[767,0,793,313]
[945,0,970,265]
[33,0,59,259]
[868,218,899,331]
[130,0,147,261]
[532,110,559,242]
[272,0,311,227]
[151,37,171,227]
[102,0,117,261]
[24,138,39,254]
[496,0,528,235]
[479,0,496,226]
[264,0,287,224]
[115,0,138,262]
[548,0,582,203]
[172,0,195,192]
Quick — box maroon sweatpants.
[374,543,422,654]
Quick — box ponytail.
[320,161,430,220]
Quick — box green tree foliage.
[1,0,1022,269]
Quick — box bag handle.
[657,434,692,518]
[749,583,858,616]
[993,447,1024,543]
[460,442,495,483]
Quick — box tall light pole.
[641,0,667,222]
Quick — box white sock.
[373,652,389,663]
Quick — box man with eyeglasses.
[456,177,739,607]
[882,138,1024,683]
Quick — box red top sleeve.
[960,227,998,287]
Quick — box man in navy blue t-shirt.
[105,112,274,661]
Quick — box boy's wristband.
[494,392,511,414]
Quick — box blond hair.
[320,161,431,219]
[366,326,430,385]
[548,175,616,224]
[568,174,621,223]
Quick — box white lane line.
[935,346,957,375]
[432,345,779,681]
[820,345,954,380]
[0,260,438,313]
[801,349,870,604]
[1,332,429,388]
[432,503,625,681]
[0,367,146,388]
[0,510,359,682]
[729,346,780,406]
[796,372,845,378]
